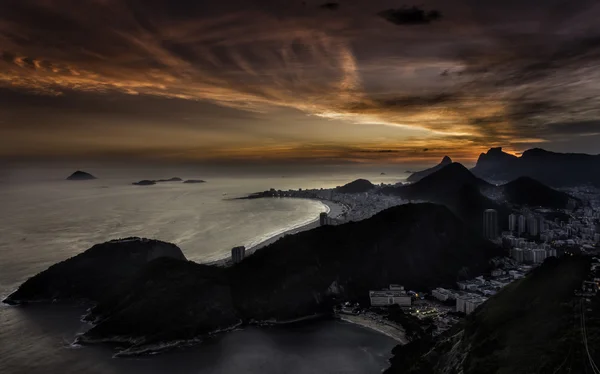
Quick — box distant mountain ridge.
[501,176,575,209]
[406,156,452,182]
[335,178,375,194]
[472,147,600,187]
[385,162,573,232]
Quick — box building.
[523,248,534,263]
[369,285,412,306]
[231,246,246,264]
[483,209,499,239]
[518,215,527,234]
[528,216,540,236]
[319,212,329,226]
[456,295,487,315]
[532,248,547,264]
[508,213,518,232]
[432,288,454,302]
[511,247,524,262]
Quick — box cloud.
[2,0,600,162]
[378,6,441,26]
[320,3,340,11]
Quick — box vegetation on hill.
[501,176,575,209]
[5,204,502,355]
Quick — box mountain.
[472,147,600,187]
[3,238,185,305]
[394,163,491,201]
[335,178,375,193]
[406,156,453,182]
[385,256,596,374]
[66,170,96,180]
[5,203,502,356]
[501,176,575,209]
[384,163,508,233]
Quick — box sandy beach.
[204,198,347,266]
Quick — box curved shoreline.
[202,198,346,266]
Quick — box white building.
[456,295,487,315]
[369,285,412,306]
[432,288,456,302]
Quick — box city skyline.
[2,0,600,165]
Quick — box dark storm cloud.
[378,6,441,25]
[320,3,340,10]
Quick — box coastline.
[203,198,346,266]
[337,314,408,344]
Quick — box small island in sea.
[66,170,97,180]
[132,178,205,185]
[132,180,156,186]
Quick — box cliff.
[66,170,97,180]
[3,238,186,305]
[385,256,597,374]
[4,204,502,355]
[406,156,452,182]
[472,147,600,187]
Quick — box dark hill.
[383,163,508,233]
[3,238,186,305]
[335,178,375,193]
[406,156,452,182]
[502,176,575,209]
[386,256,596,374]
[6,204,502,355]
[394,163,491,202]
[66,170,96,180]
[472,147,600,187]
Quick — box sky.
[2,0,600,166]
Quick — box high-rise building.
[319,212,329,226]
[231,246,246,264]
[518,215,527,234]
[528,216,540,236]
[511,247,524,262]
[508,213,517,232]
[532,248,547,264]
[483,209,499,239]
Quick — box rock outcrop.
[406,156,452,182]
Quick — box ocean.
[0,165,413,374]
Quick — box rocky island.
[66,170,97,180]
[3,203,502,357]
[132,180,156,186]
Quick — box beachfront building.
[369,285,411,307]
[319,212,329,226]
[231,246,246,264]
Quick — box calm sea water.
[0,166,412,374]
